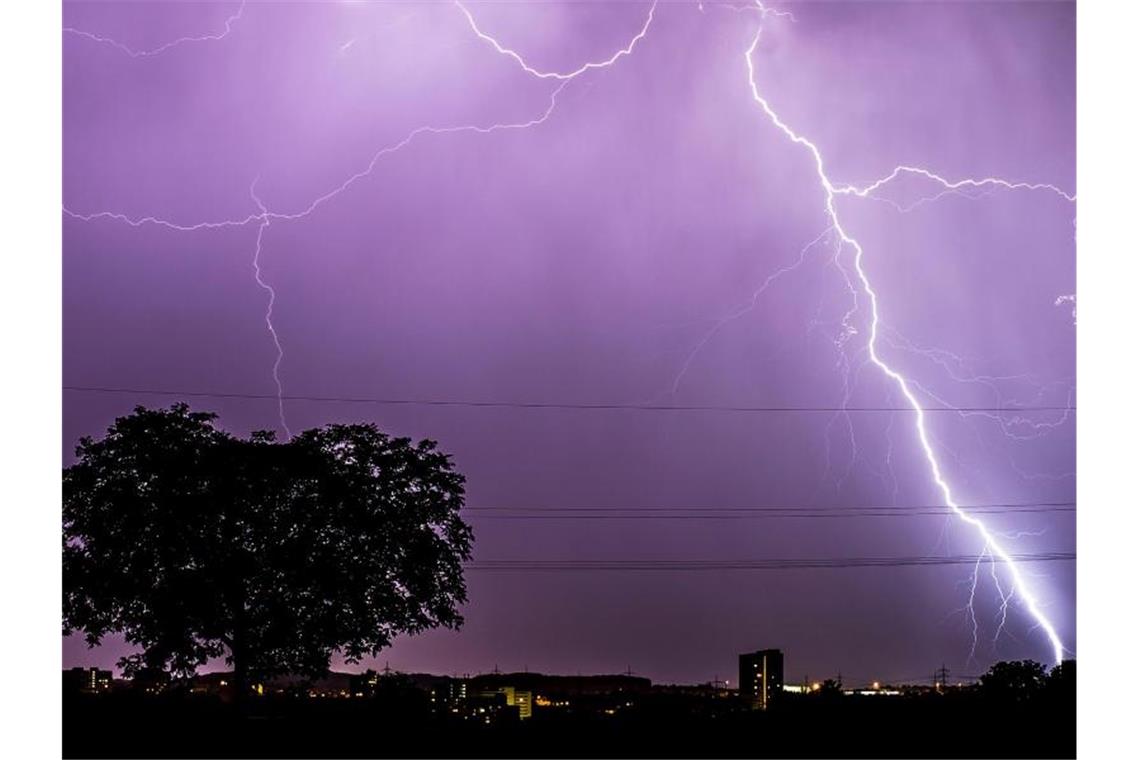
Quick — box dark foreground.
[65,692,1074,759]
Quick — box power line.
[461,501,1075,520]
[63,386,1075,414]
[463,551,1074,572]
[463,508,1074,520]
[464,500,1074,511]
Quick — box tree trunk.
[228,599,251,714]
[232,643,248,712]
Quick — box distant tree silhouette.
[815,678,843,701]
[979,659,1047,700]
[64,404,472,697]
[1046,659,1075,702]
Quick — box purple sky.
[63,0,1075,687]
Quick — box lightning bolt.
[742,4,1070,663]
[64,0,246,58]
[249,180,291,440]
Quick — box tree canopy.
[978,659,1048,700]
[63,404,473,690]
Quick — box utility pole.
[935,664,949,691]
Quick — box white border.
[0,0,62,757]
[1077,0,1140,755]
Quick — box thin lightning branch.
[62,86,569,231]
[988,551,1015,647]
[821,233,864,493]
[61,207,260,232]
[249,180,291,440]
[880,327,1034,387]
[699,1,797,22]
[267,82,570,223]
[862,185,1000,215]
[64,1,246,58]
[879,331,1076,442]
[883,408,900,505]
[743,10,1067,663]
[835,164,1076,204]
[455,0,657,81]
[670,225,834,395]
[965,550,985,662]
[996,528,1048,541]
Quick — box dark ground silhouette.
[63,675,1074,759]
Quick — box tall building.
[739,649,783,710]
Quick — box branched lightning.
[65,0,657,439]
[64,0,246,58]
[63,1,657,227]
[743,5,1070,663]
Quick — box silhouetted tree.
[64,404,472,698]
[979,659,1047,700]
[1045,659,1076,707]
[1047,659,1074,690]
[814,678,843,701]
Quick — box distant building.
[503,687,532,719]
[63,667,111,694]
[350,671,379,697]
[476,685,533,719]
[739,649,783,710]
[469,672,650,697]
[189,672,235,697]
[429,677,469,710]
